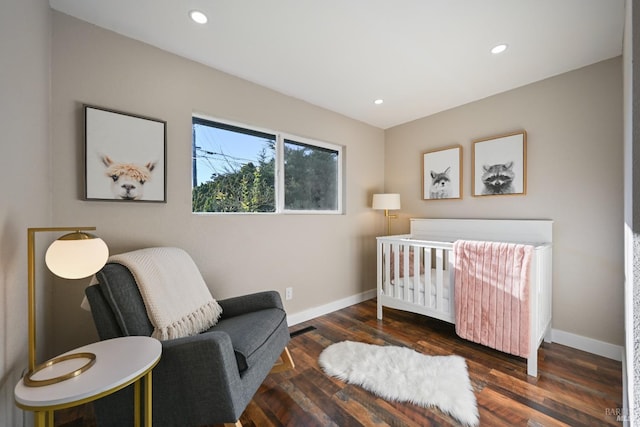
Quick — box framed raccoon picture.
[422,145,462,200]
[472,131,527,197]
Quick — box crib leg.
[377,299,383,320]
[527,350,538,377]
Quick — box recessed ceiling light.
[374,99,384,105]
[491,44,508,54]
[189,10,208,24]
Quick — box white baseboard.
[287,289,376,326]
[551,328,623,361]
[287,291,624,362]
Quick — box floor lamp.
[372,193,401,235]
[25,227,109,387]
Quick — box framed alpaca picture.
[84,105,167,202]
[422,145,462,200]
[472,131,526,197]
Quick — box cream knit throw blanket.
[107,247,222,340]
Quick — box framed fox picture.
[422,145,462,200]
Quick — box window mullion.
[276,134,285,213]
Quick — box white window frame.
[192,115,343,214]
[278,133,343,215]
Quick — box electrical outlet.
[285,287,293,300]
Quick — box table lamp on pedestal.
[372,193,401,235]
[25,227,109,387]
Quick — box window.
[282,138,340,211]
[192,117,342,214]
[192,118,276,212]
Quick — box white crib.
[376,219,553,377]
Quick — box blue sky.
[192,124,275,186]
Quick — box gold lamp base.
[24,352,96,387]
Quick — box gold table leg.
[130,369,154,426]
[34,411,45,427]
[134,379,141,427]
[33,410,53,427]
[144,370,152,427]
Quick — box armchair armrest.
[218,290,284,318]
[155,331,245,423]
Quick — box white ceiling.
[49,0,625,129]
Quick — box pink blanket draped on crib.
[453,240,533,358]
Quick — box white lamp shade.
[372,193,401,210]
[45,234,109,279]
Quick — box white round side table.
[15,336,161,427]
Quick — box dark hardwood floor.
[57,299,623,426]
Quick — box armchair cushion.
[95,263,153,337]
[84,284,123,340]
[218,291,284,316]
[212,307,287,372]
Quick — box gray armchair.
[85,259,294,427]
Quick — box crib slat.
[435,248,444,311]
[424,247,432,308]
[413,246,421,305]
[383,243,391,297]
[402,243,410,301]
[393,243,400,298]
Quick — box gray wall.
[50,11,386,354]
[385,57,624,346]
[0,0,52,425]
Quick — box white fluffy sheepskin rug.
[318,341,479,426]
